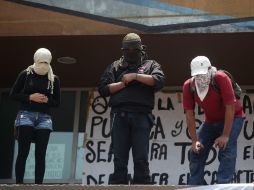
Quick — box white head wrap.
[26,48,55,94]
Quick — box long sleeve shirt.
[10,70,60,115]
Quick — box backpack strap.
[210,71,220,93]
[212,69,236,89]
[219,69,238,89]
[217,69,242,99]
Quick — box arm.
[183,79,203,153]
[24,76,60,106]
[121,60,165,89]
[136,73,155,86]
[213,72,236,149]
[150,61,165,91]
[186,110,204,153]
[223,104,235,136]
[108,82,126,94]
[98,63,126,97]
[122,73,155,86]
[9,70,30,103]
[186,110,198,142]
[214,104,235,149]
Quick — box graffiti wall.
[83,91,254,185]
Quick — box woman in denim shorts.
[10,48,60,184]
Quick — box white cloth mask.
[33,62,50,75]
[194,72,211,101]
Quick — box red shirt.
[183,71,244,123]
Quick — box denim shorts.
[14,110,53,131]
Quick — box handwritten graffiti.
[150,143,167,160]
[150,117,165,140]
[84,92,254,185]
[90,116,110,138]
[171,120,183,137]
[242,95,253,114]
[158,97,174,111]
[92,96,108,114]
[243,120,254,140]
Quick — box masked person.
[10,48,60,184]
[98,33,165,184]
[182,56,245,185]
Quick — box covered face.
[190,56,212,101]
[122,33,142,64]
[33,48,52,75]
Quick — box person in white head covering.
[10,48,60,184]
[182,56,245,185]
[27,48,55,94]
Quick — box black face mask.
[122,49,141,64]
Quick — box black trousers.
[15,126,50,184]
[109,112,153,185]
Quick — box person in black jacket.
[98,33,165,184]
[10,48,60,184]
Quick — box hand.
[29,93,48,103]
[192,141,204,154]
[214,135,229,150]
[121,73,137,85]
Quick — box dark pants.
[109,112,153,185]
[188,118,244,185]
[15,125,50,184]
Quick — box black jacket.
[98,56,165,112]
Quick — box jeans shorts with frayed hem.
[14,110,53,131]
